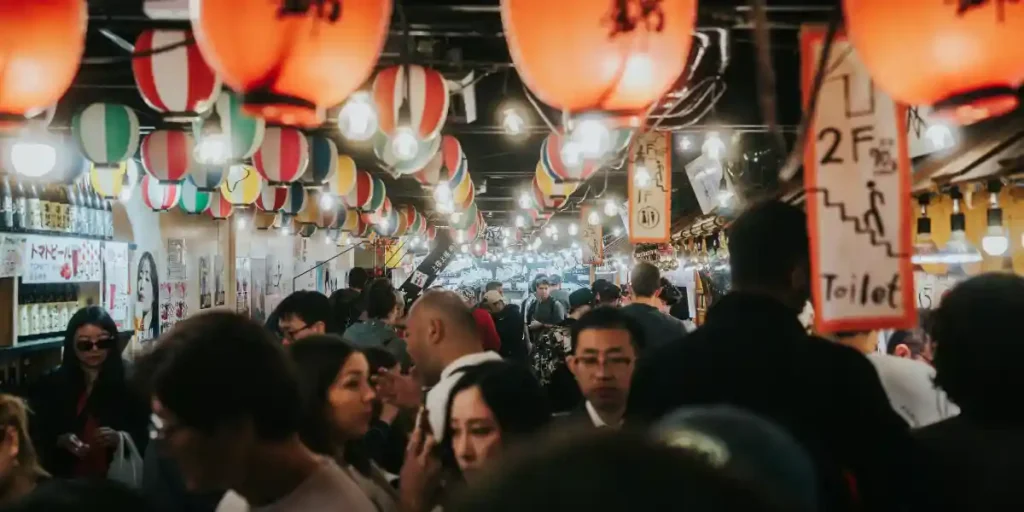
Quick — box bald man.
[378,290,502,439]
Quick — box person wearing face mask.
[28,307,149,479]
[289,336,398,512]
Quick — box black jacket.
[142,440,224,512]
[619,303,688,352]
[627,292,915,512]
[493,304,529,364]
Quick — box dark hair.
[137,252,159,337]
[659,278,682,306]
[61,307,128,413]
[137,311,301,441]
[364,346,398,375]
[549,275,562,286]
[728,201,809,290]
[570,307,644,353]
[598,284,621,304]
[536,279,551,288]
[485,281,503,293]
[287,335,373,474]
[3,479,149,512]
[930,273,1024,423]
[365,278,398,320]
[442,362,550,475]
[630,262,661,298]
[592,278,611,294]
[275,291,332,329]
[348,267,369,289]
[530,274,548,293]
[448,430,787,512]
[885,330,926,356]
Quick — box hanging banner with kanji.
[581,206,603,265]
[629,131,671,244]
[801,26,915,333]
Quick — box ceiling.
[59,0,838,235]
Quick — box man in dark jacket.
[626,201,915,512]
[329,267,369,331]
[482,290,528,364]
[619,262,688,352]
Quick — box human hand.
[379,401,401,425]
[96,427,120,448]
[399,409,442,512]
[374,367,422,410]
[57,433,90,457]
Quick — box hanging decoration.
[207,193,234,220]
[844,1,1024,124]
[253,210,279,230]
[532,175,567,211]
[254,183,288,212]
[281,182,308,216]
[365,176,388,214]
[302,135,339,188]
[372,65,450,139]
[89,162,127,200]
[500,0,696,120]
[141,174,182,212]
[295,222,318,238]
[253,127,310,185]
[374,131,441,176]
[344,170,376,211]
[294,188,322,227]
[535,160,580,200]
[190,0,393,127]
[425,224,437,241]
[141,129,197,183]
[315,200,340,229]
[71,103,141,166]
[329,155,358,199]
[220,164,263,205]
[0,0,87,130]
[216,90,266,162]
[339,208,361,233]
[539,132,599,183]
[178,178,213,214]
[188,164,228,191]
[451,203,479,231]
[374,206,399,238]
[133,29,221,123]
[471,240,488,258]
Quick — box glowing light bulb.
[571,118,612,159]
[678,135,693,152]
[337,92,378,142]
[702,132,725,161]
[612,226,622,237]
[236,216,246,229]
[379,216,390,231]
[633,164,652,189]
[451,211,463,224]
[982,227,1009,256]
[474,242,482,252]
[571,241,579,249]
[926,124,954,151]
[514,215,525,228]
[119,187,132,203]
[559,140,584,168]
[392,127,419,162]
[461,244,469,253]
[588,210,601,226]
[502,107,525,137]
[604,199,618,217]
[434,181,452,204]
[318,193,334,210]
[518,191,533,209]
[568,223,578,236]
[281,225,292,236]
[193,133,229,166]
[552,233,559,241]
[457,230,466,243]
[717,189,734,207]
[11,140,57,177]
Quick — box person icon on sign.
[864,181,885,238]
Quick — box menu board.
[23,235,102,284]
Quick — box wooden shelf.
[0,336,63,355]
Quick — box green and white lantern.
[216,90,266,162]
[178,177,212,215]
[72,103,141,166]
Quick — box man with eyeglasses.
[561,307,641,429]
[275,291,332,343]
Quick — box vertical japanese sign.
[400,229,455,304]
[580,206,603,266]
[629,131,671,244]
[103,242,131,328]
[801,27,915,332]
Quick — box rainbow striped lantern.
[540,132,599,184]
[178,178,212,215]
[254,184,288,212]
[281,182,308,216]
[253,127,309,186]
[71,103,140,167]
[141,174,181,212]
[294,188,321,228]
[315,201,340,229]
[451,203,477,232]
[373,130,441,177]
[372,64,449,140]
[532,175,568,211]
[410,134,464,188]
[132,29,221,123]
[364,176,387,214]
[215,90,265,162]
[301,135,338,188]
[207,193,234,220]
[374,204,399,238]
[534,160,579,202]
[89,162,127,200]
[141,129,196,183]
[220,165,263,206]
[344,170,375,211]
[188,164,227,191]
[329,155,358,201]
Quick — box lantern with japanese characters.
[253,127,309,185]
[133,30,221,122]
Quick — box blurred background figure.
[275,291,333,344]
[343,279,411,370]
[481,290,527,364]
[331,267,370,331]
[0,394,48,507]
[3,479,148,512]
[619,262,688,352]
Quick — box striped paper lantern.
[366,197,392,225]
[374,206,399,237]
[207,193,234,220]
[372,65,450,140]
[373,130,441,176]
[188,164,227,191]
[301,135,338,188]
[329,155,358,199]
[451,202,477,230]
[296,223,318,238]
[215,90,265,161]
[441,135,467,183]
[141,174,181,211]
[344,170,374,210]
[253,127,309,185]
[281,182,308,216]
[365,176,387,214]
[316,203,340,229]
[178,178,212,214]
[133,29,221,122]
[540,132,599,183]
[411,147,443,188]
[220,164,262,206]
[89,163,126,200]
[71,103,140,166]
[141,129,196,183]
[254,185,288,212]
[471,240,488,258]
[254,211,279,230]
[534,160,579,199]
[532,176,567,211]
[425,224,436,241]
[339,208,361,232]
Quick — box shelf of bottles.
[0,175,115,240]
[17,282,80,343]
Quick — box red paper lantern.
[133,30,221,123]
[253,127,309,186]
[142,130,196,183]
[844,1,1024,124]
[255,185,288,212]
[207,193,234,220]
[501,0,696,118]
[0,0,87,130]
[372,65,450,140]
[191,0,393,127]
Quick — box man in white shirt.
[564,307,642,428]
[138,312,375,512]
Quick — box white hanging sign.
[683,155,724,215]
[801,27,916,333]
[628,131,672,244]
[580,206,603,266]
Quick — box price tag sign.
[801,27,916,332]
[629,131,671,244]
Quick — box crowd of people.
[0,200,1021,510]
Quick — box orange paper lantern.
[191,0,392,127]
[0,0,87,130]
[501,0,696,118]
[844,1,1024,124]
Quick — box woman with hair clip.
[0,394,48,506]
[288,335,395,512]
[28,306,149,479]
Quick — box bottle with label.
[47,285,62,333]
[55,184,69,233]
[40,184,55,232]
[26,183,41,232]
[58,285,73,329]
[12,181,26,232]
[104,198,113,239]
[80,182,94,237]
[66,184,79,236]
[18,285,33,337]
[1,177,13,231]
[90,185,102,238]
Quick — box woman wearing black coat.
[29,306,149,478]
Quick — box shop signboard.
[401,229,455,303]
[22,235,102,284]
[628,131,671,244]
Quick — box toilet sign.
[801,26,916,333]
[629,131,671,244]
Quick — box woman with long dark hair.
[134,252,159,345]
[288,335,397,512]
[29,307,149,478]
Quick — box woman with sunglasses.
[28,306,149,478]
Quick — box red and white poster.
[23,235,102,284]
[801,26,916,333]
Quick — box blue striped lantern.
[364,176,387,214]
[178,178,212,214]
[281,182,308,216]
[301,135,339,188]
[187,164,227,191]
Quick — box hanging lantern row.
[132,29,222,123]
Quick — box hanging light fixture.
[568,116,612,160]
[518,190,533,209]
[925,123,954,151]
[677,135,692,152]
[515,215,525,228]
[702,131,725,161]
[568,223,578,236]
[604,199,618,217]
[612,226,622,237]
[588,210,601,226]
[502,107,525,137]
[910,195,938,264]
[981,180,1009,257]
[918,188,982,264]
[337,92,378,142]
